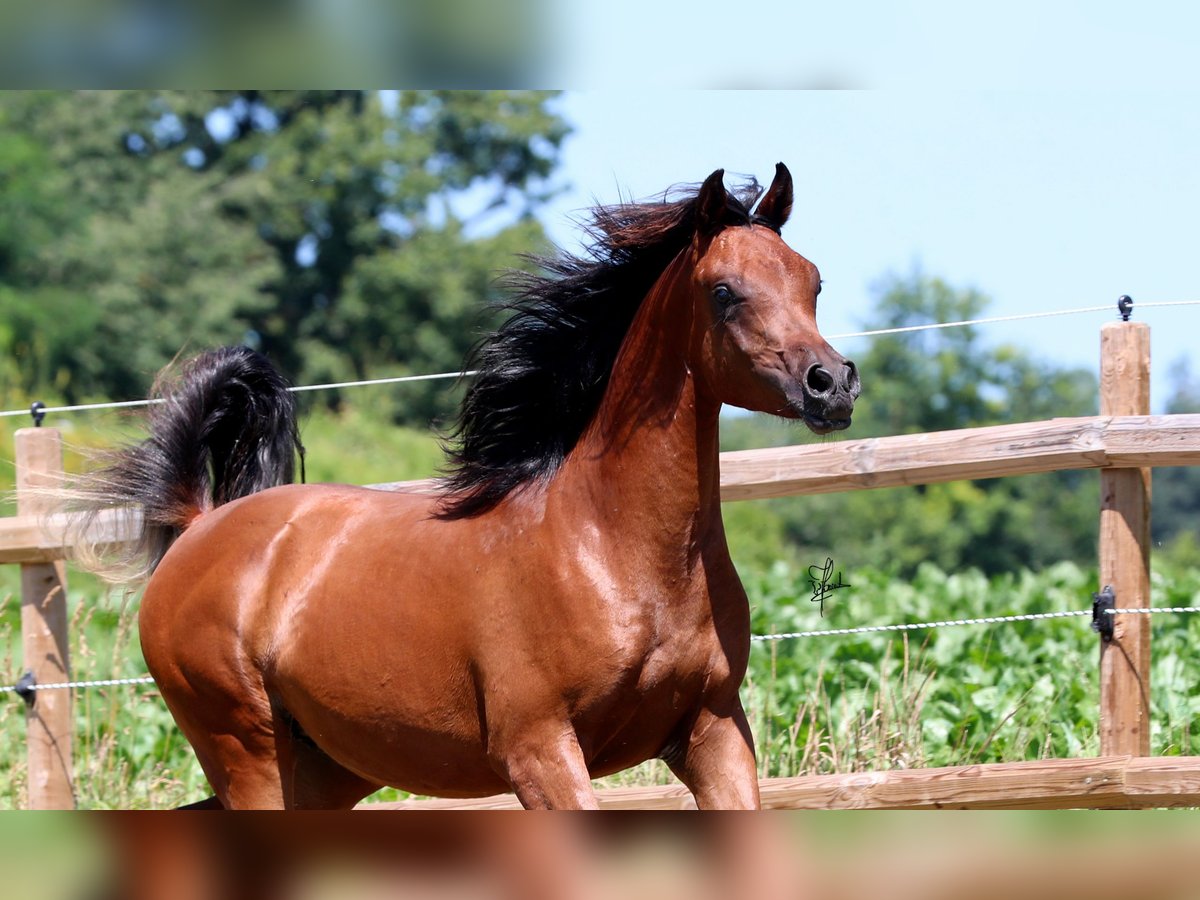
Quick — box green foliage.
[0,576,209,809]
[739,558,1200,778]
[297,404,445,486]
[1,94,1195,805]
[0,90,568,421]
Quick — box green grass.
[743,559,1200,775]
[296,404,445,486]
[0,570,207,809]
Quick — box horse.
[76,163,859,809]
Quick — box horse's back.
[139,482,445,669]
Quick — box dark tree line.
[0,90,568,425]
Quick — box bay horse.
[78,163,859,808]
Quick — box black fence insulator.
[30,401,45,427]
[1092,585,1116,642]
[14,671,36,704]
[1117,295,1133,322]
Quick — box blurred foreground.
[0,0,548,86]
[3,813,1200,900]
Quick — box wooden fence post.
[15,426,75,808]
[1098,319,1152,757]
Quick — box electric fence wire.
[4,607,1199,694]
[4,300,1199,421]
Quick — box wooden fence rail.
[370,755,1200,810]
[6,414,1200,565]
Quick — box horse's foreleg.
[667,703,761,810]
[490,725,599,809]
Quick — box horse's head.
[687,163,860,434]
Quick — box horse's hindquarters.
[139,484,508,803]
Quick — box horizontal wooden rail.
[375,414,1200,502]
[0,508,136,565]
[5,415,1200,564]
[365,755,1200,810]
[717,413,1200,501]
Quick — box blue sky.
[554,2,1200,91]
[535,91,1200,412]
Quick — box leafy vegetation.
[746,562,1112,774]
[2,92,1194,572]
[0,90,567,423]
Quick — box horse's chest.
[578,563,746,698]
[568,596,737,762]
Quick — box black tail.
[73,346,304,582]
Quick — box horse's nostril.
[844,360,861,397]
[805,364,835,395]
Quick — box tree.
[0,97,92,405]
[0,90,569,423]
[850,272,1097,438]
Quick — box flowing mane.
[436,178,765,519]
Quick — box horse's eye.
[713,284,736,306]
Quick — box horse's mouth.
[784,395,853,433]
[802,411,852,435]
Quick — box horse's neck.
[562,258,724,565]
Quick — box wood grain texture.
[0,508,136,564]
[364,756,1200,810]
[716,414,1200,501]
[1098,322,1152,757]
[15,427,75,809]
[377,415,1200,501]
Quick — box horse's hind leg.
[159,678,290,808]
[178,794,223,809]
[181,712,290,809]
[159,666,377,809]
[179,701,378,809]
[271,704,381,809]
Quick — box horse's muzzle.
[795,358,859,434]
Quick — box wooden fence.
[5,319,1200,808]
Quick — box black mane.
[436,178,762,519]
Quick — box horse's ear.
[695,168,728,235]
[753,162,793,232]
